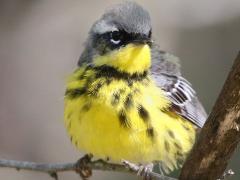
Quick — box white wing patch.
[151,72,207,128]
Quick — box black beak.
[131,34,153,46]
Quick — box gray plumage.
[79,1,151,66]
[78,1,207,128]
[151,45,207,127]
[92,1,151,35]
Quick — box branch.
[0,158,176,180]
[2,53,240,180]
[180,52,240,180]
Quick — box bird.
[64,1,207,179]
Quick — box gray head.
[79,1,152,65]
[92,1,151,35]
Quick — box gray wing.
[151,46,207,128]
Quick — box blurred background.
[0,0,240,179]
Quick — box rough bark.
[179,52,240,180]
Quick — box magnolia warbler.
[64,1,207,178]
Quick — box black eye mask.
[94,29,152,53]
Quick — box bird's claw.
[75,154,93,179]
[122,160,154,180]
[137,163,154,180]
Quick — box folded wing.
[151,47,207,128]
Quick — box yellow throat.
[93,44,151,74]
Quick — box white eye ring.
[110,30,122,45]
[110,39,121,44]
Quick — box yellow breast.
[64,66,196,172]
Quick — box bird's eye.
[110,30,122,45]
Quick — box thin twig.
[0,159,176,180]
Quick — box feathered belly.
[64,79,196,171]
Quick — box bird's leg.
[75,154,93,179]
[138,163,154,180]
[122,160,154,180]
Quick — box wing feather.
[151,48,207,128]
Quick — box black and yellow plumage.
[64,1,207,174]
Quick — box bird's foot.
[137,163,154,180]
[122,160,154,180]
[75,154,93,180]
